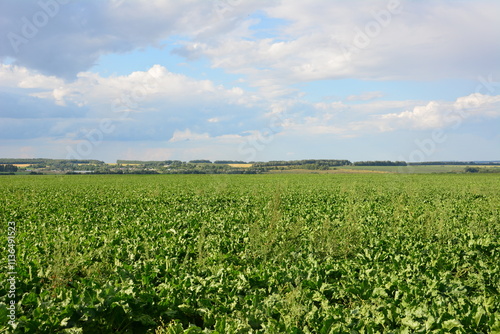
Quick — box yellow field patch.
[13,164,31,167]
[228,164,253,168]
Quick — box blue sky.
[1,0,499,162]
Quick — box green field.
[1,174,499,333]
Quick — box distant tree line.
[0,164,18,172]
[214,160,247,164]
[117,160,184,166]
[67,170,160,175]
[354,161,407,166]
[188,160,212,164]
[187,160,249,164]
[253,160,351,167]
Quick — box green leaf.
[442,319,462,330]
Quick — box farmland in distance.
[0,174,499,333]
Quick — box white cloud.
[366,93,500,132]
[3,63,253,114]
[0,63,267,148]
[264,93,500,142]
[2,1,499,95]
[174,1,500,95]
[0,0,262,79]
[3,62,499,148]
[169,129,210,143]
[168,128,247,145]
[207,117,220,123]
[0,64,63,88]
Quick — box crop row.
[0,174,499,333]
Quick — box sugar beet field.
[1,174,499,333]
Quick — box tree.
[0,164,18,172]
[464,167,480,173]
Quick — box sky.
[1,0,499,163]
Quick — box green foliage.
[0,174,499,333]
[0,164,18,172]
[353,160,407,166]
[253,160,351,167]
[188,160,212,164]
[213,161,247,164]
[465,167,480,173]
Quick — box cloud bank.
[0,0,499,161]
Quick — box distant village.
[1,158,499,175]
